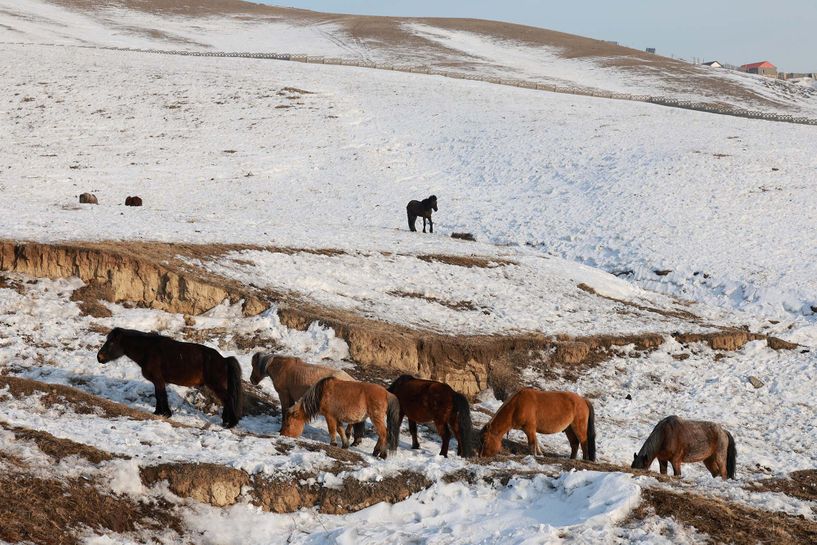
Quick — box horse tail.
[226,356,244,423]
[585,399,597,462]
[407,207,415,231]
[353,421,366,441]
[301,376,332,421]
[451,392,474,458]
[386,392,400,451]
[726,430,737,479]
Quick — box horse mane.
[387,374,415,392]
[638,415,676,459]
[252,352,275,375]
[300,376,333,421]
[485,394,516,433]
[424,195,437,205]
[113,327,165,339]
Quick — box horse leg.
[422,216,427,233]
[278,393,291,433]
[326,416,338,447]
[338,422,350,449]
[564,427,580,460]
[153,381,172,417]
[703,455,721,478]
[436,420,451,458]
[373,416,388,459]
[428,216,433,234]
[209,382,233,427]
[408,418,421,449]
[659,460,668,475]
[671,458,682,477]
[524,425,541,456]
[450,417,463,456]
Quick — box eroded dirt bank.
[0,240,794,396]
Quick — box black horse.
[97,327,243,428]
[407,195,438,233]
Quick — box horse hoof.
[411,444,420,450]
[351,440,362,447]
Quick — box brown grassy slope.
[41,0,796,112]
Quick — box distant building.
[702,61,723,68]
[646,48,656,54]
[739,61,777,78]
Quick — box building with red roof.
[739,61,778,78]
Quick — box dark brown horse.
[479,388,596,461]
[387,375,473,457]
[97,327,243,428]
[631,415,736,479]
[407,195,437,233]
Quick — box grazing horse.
[406,195,438,233]
[479,388,596,461]
[97,327,243,427]
[250,352,364,443]
[281,377,400,459]
[387,375,474,457]
[631,415,736,479]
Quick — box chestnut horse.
[250,352,364,443]
[631,415,736,479]
[406,195,437,233]
[479,388,596,461]
[281,377,400,459]
[387,375,473,457]
[97,327,243,427]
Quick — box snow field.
[3,41,817,329]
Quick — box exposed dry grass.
[748,469,817,502]
[1,422,122,464]
[388,289,481,312]
[0,466,183,545]
[0,376,188,426]
[629,488,817,545]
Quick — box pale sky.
[263,1,817,72]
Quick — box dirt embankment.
[0,240,795,397]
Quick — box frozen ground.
[3,0,817,118]
[2,2,817,543]
[2,41,817,330]
[2,273,816,544]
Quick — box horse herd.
[97,327,737,479]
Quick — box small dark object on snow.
[406,195,437,233]
[654,269,672,276]
[625,394,632,400]
[451,232,476,242]
[125,196,143,207]
[79,193,98,204]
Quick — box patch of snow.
[183,472,640,545]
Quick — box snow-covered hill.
[3,0,817,117]
[2,2,817,544]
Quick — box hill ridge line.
[5,40,816,126]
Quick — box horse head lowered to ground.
[281,376,400,459]
[387,374,474,458]
[479,388,596,461]
[631,415,736,479]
